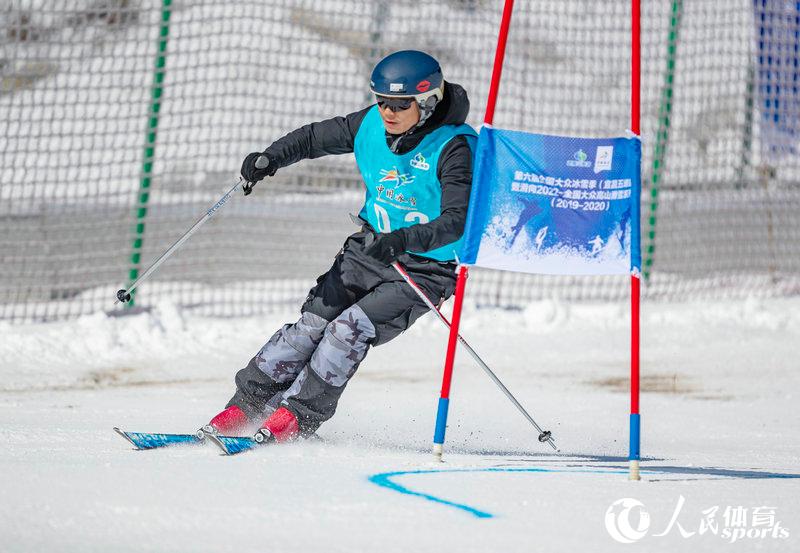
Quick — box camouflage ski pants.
[226,230,458,434]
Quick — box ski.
[114,427,204,450]
[116,427,323,454]
[206,431,324,455]
[206,434,263,456]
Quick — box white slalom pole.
[391,262,558,451]
[116,178,246,304]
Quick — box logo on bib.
[376,167,417,207]
[379,167,415,188]
[410,153,430,171]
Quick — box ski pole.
[391,261,557,451]
[116,177,250,304]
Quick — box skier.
[200,50,477,444]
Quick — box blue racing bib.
[354,106,476,262]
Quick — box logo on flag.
[566,149,592,168]
[594,145,614,173]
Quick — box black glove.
[364,231,407,265]
[240,152,276,193]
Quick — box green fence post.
[644,0,683,280]
[125,0,172,307]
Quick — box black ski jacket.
[262,82,474,254]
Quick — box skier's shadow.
[327,436,799,480]
[461,449,800,480]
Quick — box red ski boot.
[253,407,299,444]
[197,405,249,438]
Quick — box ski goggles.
[376,95,415,112]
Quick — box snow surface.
[1,296,798,552]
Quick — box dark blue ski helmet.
[370,50,444,124]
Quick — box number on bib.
[373,204,430,232]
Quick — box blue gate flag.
[460,126,641,275]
